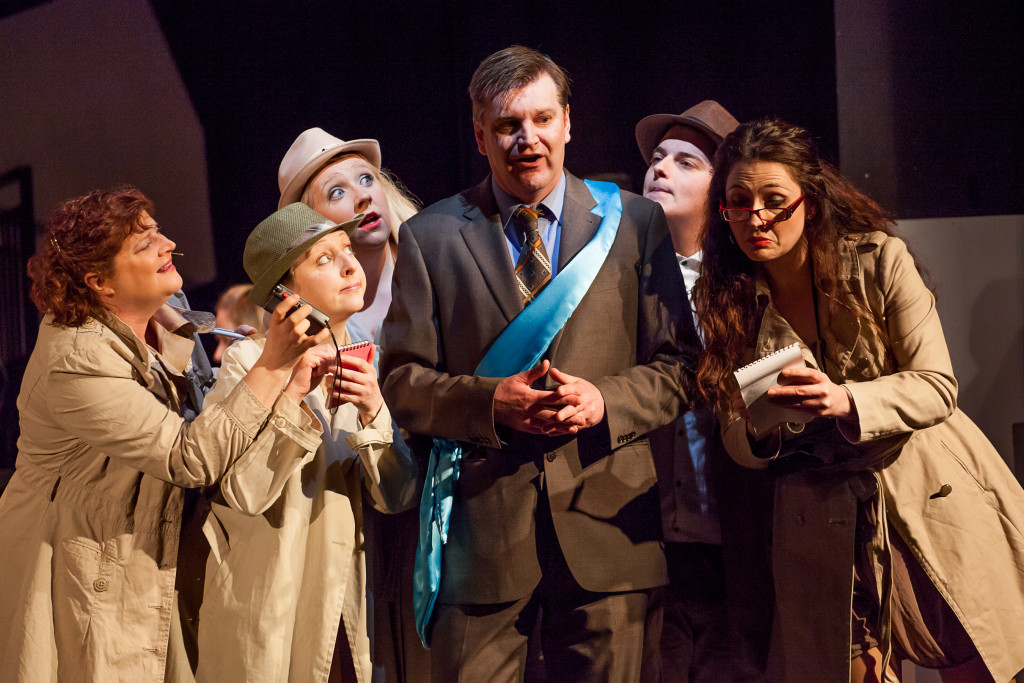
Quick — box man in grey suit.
[381,45,699,681]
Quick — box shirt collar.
[156,303,198,336]
[97,304,196,375]
[677,249,703,264]
[491,171,567,227]
[150,318,196,375]
[677,249,703,270]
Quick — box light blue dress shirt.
[491,173,565,277]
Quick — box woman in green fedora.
[277,127,429,682]
[195,203,418,683]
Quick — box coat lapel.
[458,178,523,323]
[557,173,601,272]
[824,237,866,378]
[753,237,867,380]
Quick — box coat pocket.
[56,538,116,639]
[201,503,255,597]
[571,439,658,517]
[937,439,997,506]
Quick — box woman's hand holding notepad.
[734,343,809,438]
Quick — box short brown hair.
[28,186,154,327]
[468,45,571,121]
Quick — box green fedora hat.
[244,202,362,307]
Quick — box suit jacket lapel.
[459,177,523,323]
[557,172,601,272]
[546,172,603,364]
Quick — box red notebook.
[338,340,373,370]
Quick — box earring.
[728,232,736,245]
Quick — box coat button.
[546,453,556,462]
[938,483,953,497]
[93,578,108,592]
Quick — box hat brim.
[249,215,362,308]
[635,114,725,164]
[277,139,382,209]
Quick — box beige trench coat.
[0,310,321,682]
[721,233,1024,681]
[195,335,418,683]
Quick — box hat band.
[659,124,717,161]
[287,221,337,251]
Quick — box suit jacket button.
[546,453,556,462]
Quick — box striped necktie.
[512,205,552,304]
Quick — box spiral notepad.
[734,343,808,438]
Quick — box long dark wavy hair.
[693,119,898,397]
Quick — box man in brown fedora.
[381,46,699,681]
[634,100,740,682]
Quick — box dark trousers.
[431,488,650,682]
[647,542,731,683]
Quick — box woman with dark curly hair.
[0,186,333,682]
[694,120,1024,682]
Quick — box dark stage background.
[150,0,846,304]
[147,0,1021,308]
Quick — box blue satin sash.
[413,180,623,647]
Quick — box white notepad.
[734,343,809,438]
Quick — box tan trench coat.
[721,233,1024,681]
[0,310,321,682]
[195,335,418,683]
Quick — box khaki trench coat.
[195,335,417,683]
[721,233,1024,681]
[0,311,321,682]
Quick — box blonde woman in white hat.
[278,128,419,343]
[195,203,418,683]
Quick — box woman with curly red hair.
[695,120,1024,682]
[0,186,332,681]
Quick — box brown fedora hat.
[277,127,381,209]
[635,100,739,164]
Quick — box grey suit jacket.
[381,172,699,603]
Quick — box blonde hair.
[379,167,419,226]
[299,152,420,237]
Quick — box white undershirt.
[677,250,703,339]
[347,246,395,344]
